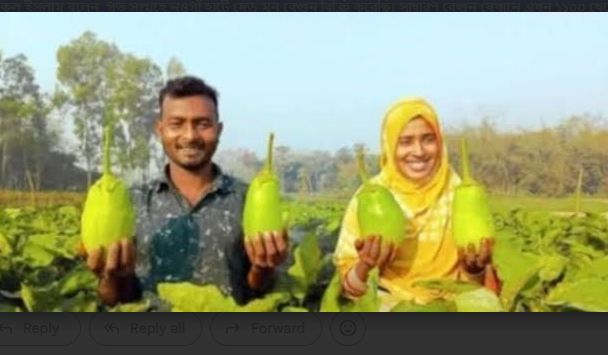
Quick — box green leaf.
[325,217,341,234]
[545,278,608,312]
[454,288,504,312]
[319,269,380,312]
[0,232,14,255]
[60,291,98,312]
[19,283,96,312]
[158,282,290,312]
[287,232,322,301]
[157,283,237,312]
[539,254,568,282]
[20,283,54,312]
[493,233,541,309]
[4,208,22,220]
[574,256,608,280]
[391,299,456,312]
[0,256,10,277]
[21,240,55,267]
[412,279,480,294]
[319,272,343,312]
[238,292,291,312]
[282,306,309,312]
[110,299,152,312]
[58,265,97,296]
[57,205,80,219]
[342,268,380,312]
[0,303,22,312]
[21,233,79,267]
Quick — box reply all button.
[211,313,321,346]
[90,313,202,346]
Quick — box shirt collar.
[154,162,233,196]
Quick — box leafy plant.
[1,201,607,312]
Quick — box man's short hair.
[158,76,219,118]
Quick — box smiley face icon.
[331,315,366,346]
[339,320,357,337]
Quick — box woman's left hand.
[457,237,494,275]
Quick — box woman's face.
[394,117,440,184]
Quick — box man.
[85,76,289,306]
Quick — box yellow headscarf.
[334,98,468,308]
[377,97,452,215]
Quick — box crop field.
[1,192,607,312]
[489,194,608,215]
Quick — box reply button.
[0,314,80,346]
[211,313,321,346]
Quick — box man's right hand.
[342,235,398,299]
[82,239,136,306]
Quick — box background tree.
[166,56,187,80]
[106,54,163,184]
[56,31,121,187]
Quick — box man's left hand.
[458,237,494,275]
[245,230,289,269]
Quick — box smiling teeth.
[408,161,427,171]
[181,148,202,155]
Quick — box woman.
[334,97,499,310]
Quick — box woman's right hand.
[355,235,398,275]
[342,235,398,298]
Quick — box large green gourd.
[356,149,407,244]
[452,138,495,249]
[242,133,285,240]
[81,124,135,252]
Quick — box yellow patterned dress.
[334,98,476,310]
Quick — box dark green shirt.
[130,164,255,304]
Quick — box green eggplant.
[356,148,407,245]
[242,133,286,240]
[452,138,495,249]
[81,124,135,252]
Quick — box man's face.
[394,117,440,184]
[156,95,223,171]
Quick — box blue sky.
[1,13,607,155]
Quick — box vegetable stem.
[356,148,370,185]
[103,124,112,175]
[265,133,274,172]
[460,137,474,185]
